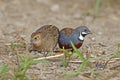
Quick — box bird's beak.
[29,40,37,45]
[87,31,92,34]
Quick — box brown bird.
[29,25,59,55]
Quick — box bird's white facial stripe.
[82,32,87,35]
[79,33,84,40]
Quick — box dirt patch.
[0,0,120,80]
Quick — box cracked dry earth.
[0,0,120,80]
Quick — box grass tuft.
[0,42,49,80]
[62,42,95,77]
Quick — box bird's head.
[30,33,42,48]
[76,26,92,41]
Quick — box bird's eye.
[34,36,39,40]
[84,29,87,32]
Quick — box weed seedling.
[62,42,95,77]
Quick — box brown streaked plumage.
[29,25,59,53]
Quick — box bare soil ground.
[0,0,120,80]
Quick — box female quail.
[29,25,59,53]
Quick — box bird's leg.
[70,49,74,53]
[53,48,64,54]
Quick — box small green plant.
[94,0,101,17]
[81,12,90,21]
[62,42,95,77]
[0,56,47,80]
[104,43,120,70]
[93,73,100,78]
[62,49,73,67]
[0,64,10,80]
[110,43,120,60]
[13,55,48,80]
[0,42,48,80]
[0,64,10,74]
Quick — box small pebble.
[96,63,104,69]
[91,37,95,41]
[51,4,60,12]
[98,32,102,35]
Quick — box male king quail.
[29,25,59,53]
[58,26,92,51]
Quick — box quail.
[29,25,59,54]
[58,26,92,52]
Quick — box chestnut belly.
[59,42,82,49]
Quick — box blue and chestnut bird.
[58,26,92,51]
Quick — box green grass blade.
[77,60,89,73]
[95,0,101,16]
[71,42,85,61]
[0,64,10,74]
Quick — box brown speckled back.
[60,28,74,36]
[30,25,59,52]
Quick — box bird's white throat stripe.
[82,32,87,35]
[79,32,84,40]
